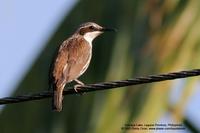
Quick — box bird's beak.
[100,27,117,32]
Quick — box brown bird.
[50,22,115,112]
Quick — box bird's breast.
[63,38,92,81]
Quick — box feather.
[51,34,92,111]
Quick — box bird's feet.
[74,79,85,94]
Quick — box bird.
[50,22,115,112]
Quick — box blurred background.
[0,0,200,133]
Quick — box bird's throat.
[83,31,102,45]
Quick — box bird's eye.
[89,26,95,30]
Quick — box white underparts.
[83,31,102,45]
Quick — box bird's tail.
[52,85,64,112]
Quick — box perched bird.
[50,22,115,112]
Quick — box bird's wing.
[64,38,92,82]
[52,39,69,88]
[52,37,91,88]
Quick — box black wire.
[0,69,200,105]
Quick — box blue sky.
[0,0,77,97]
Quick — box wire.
[0,69,200,105]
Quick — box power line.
[0,69,200,105]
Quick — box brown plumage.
[52,36,91,111]
[51,22,115,112]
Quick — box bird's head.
[76,22,116,43]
